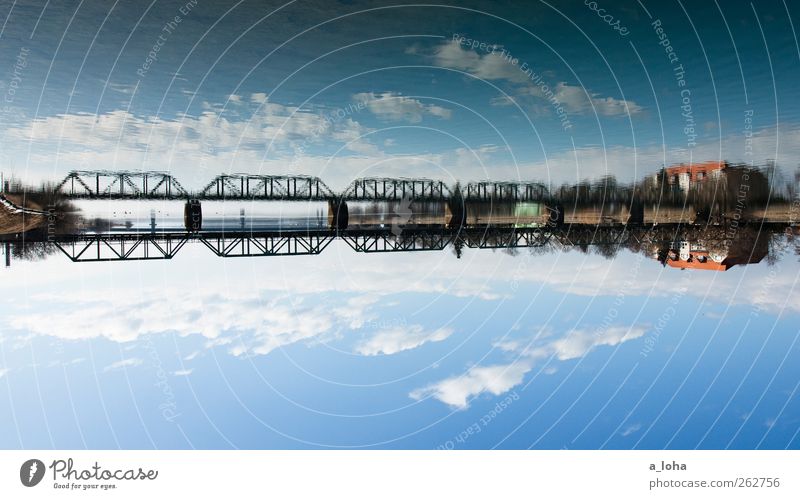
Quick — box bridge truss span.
[199,174,335,200]
[342,177,451,202]
[55,171,189,199]
[53,234,189,262]
[198,233,333,257]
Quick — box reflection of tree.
[4,181,81,234]
[627,224,776,269]
[555,175,633,205]
[451,237,463,259]
[640,164,776,209]
[499,223,790,269]
[9,241,59,261]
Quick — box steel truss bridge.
[51,170,552,202]
[199,174,335,200]
[33,224,644,263]
[56,171,190,199]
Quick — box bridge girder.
[342,177,451,201]
[199,174,334,200]
[53,235,188,262]
[459,228,553,249]
[343,232,452,252]
[462,181,548,202]
[53,171,556,204]
[55,170,189,199]
[198,234,333,257]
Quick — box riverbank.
[0,194,46,234]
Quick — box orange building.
[664,250,728,271]
[658,238,767,271]
[660,161,727,190]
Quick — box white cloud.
[184,351,201,361]
[333,296,380,329]
[6,94,376,173]
[353,92,452,123]
[433,40,529,84]
[431,40,642,117]
[3,81,794,193]
[410,361,530,409]
[5,280,458,359]
[173,369,193,376]
[524,83,643,117]
[490,95,515,107]
[356,325,454,356]
[10,293,341,357]
[550,326,647,361]
[412,324,648,409]
[0,368,8,378]
[6,267,442,358]
[104,358,143,372]
[621,423,642,437]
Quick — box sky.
[1,240,799,449]
[1,0,800,188]
[1,0,800,449]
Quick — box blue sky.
[1,0,800,449]
[2,0,800,187]
[1,241,799,449]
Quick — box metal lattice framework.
[463,181,548,202]
[200,174,334,200]
[459,228,553,249]
[55,171,189,199]
[343,232,453,253]
[52,170,556,203]
[24,223,688,263]
[53,235,189,262]
[342,177,451,201]
[198,233,333,257]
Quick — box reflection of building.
[654,234,768,271]
[655,161,727,191]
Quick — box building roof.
[664,161,727,177]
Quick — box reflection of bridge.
[52,170,551,202]
[43,227,571,262]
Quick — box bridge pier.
[328,199,350,230]
[627,201,644,225]
[184,199,202,232]
[328,200,349,230]
[446,199,466,229]
[445,185,465,229]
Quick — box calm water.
[1,0,800,450]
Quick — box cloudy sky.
[1,0,799,449]
[1,0,799,188]
[2,238,799,449]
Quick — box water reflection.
[1,162,797,270]
[2,162,799,450]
